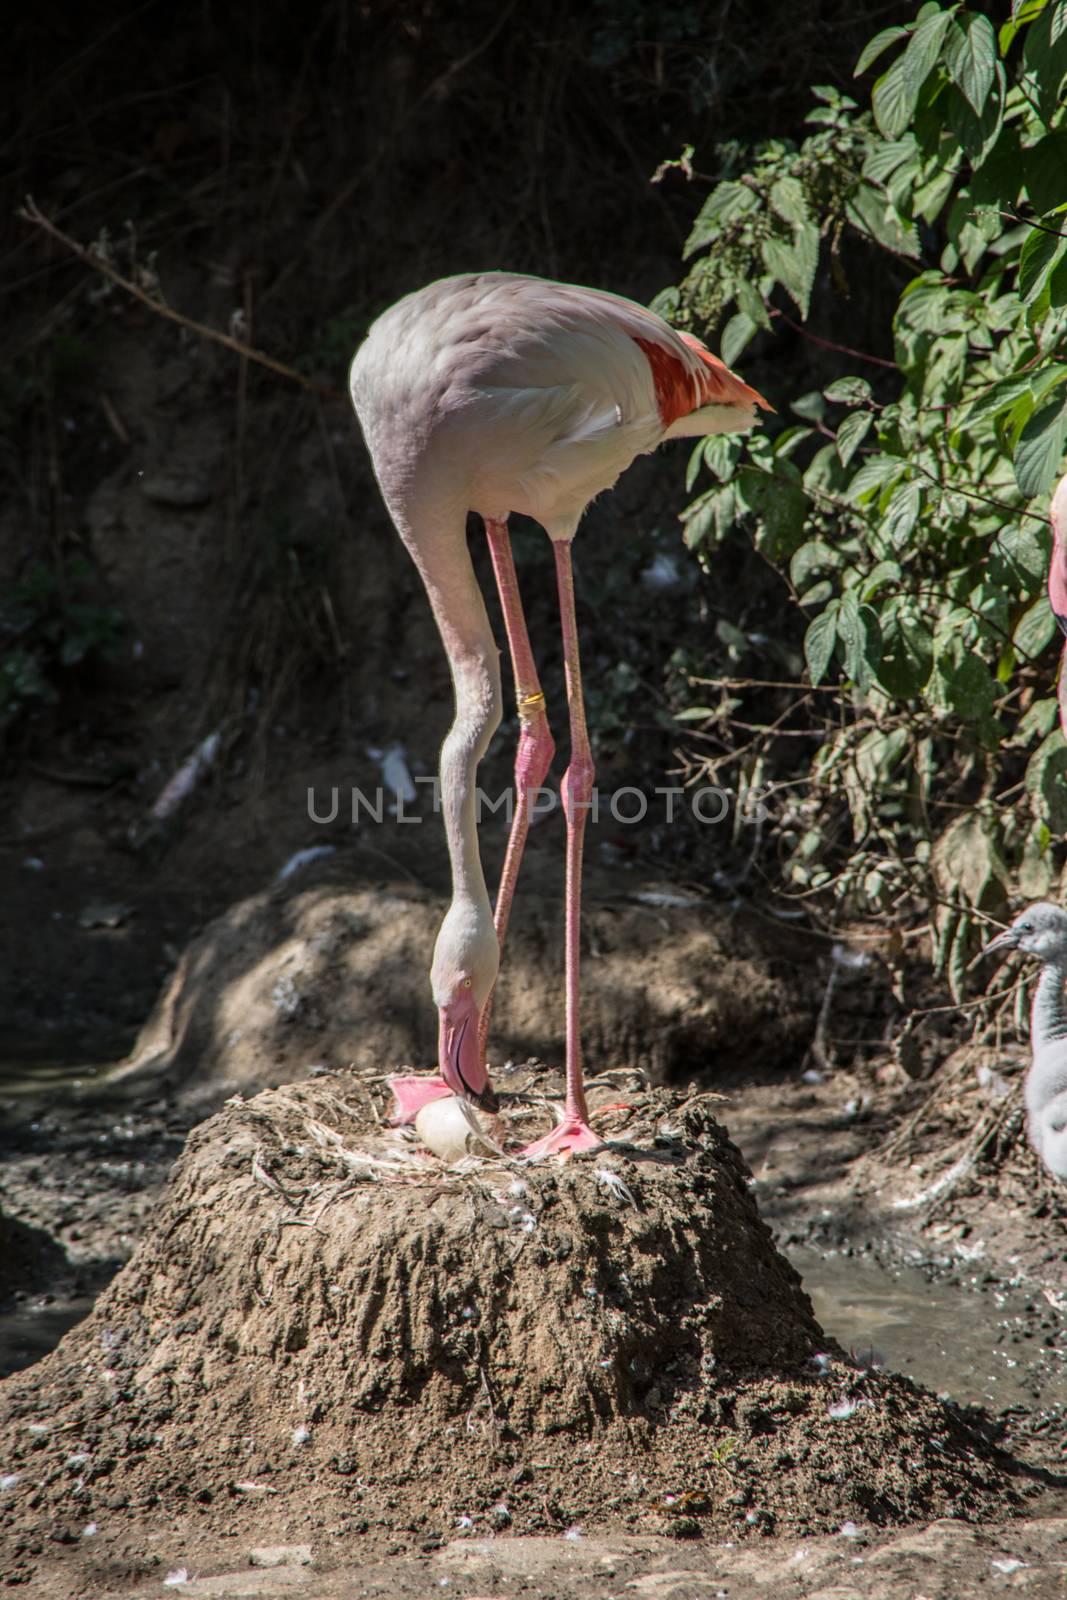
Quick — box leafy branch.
[665,0,1067,973]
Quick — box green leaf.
[1019,224,1067,307]
[761,221,820,319]
[861,559,902,600]
[872,56,915,141]
[681,485,737,550]
[946,63,1005,168]
[791,390,827,423]
[721,312,758,367]
[882,480,922,549]
[932,812,1009,909]
[913,160,960,224]
[1026,133,1067,217]
[1027,729,1067,833]
[736,470,809,561]
[702,435,744,479]
[836,591,883,691]
[1014,394,1067,498]
[1002,0,1050,53]
[824,376,873,406]
[1023,1,1067,124]
[790,539,836,590]
[945,653,998,735]
[1009,697,1059,748]
[855,24,910,76]
[684,181,758,257]
[1050,252,1067,309]
[686,441,706,493]
[968,123,1022,207]
[991,520,1052,588]
[846,183,921,257]
[895,7,955,120]
[943,14,996,117]
[849,454,902,504]
[769,175,809,229]
[805,603,839,684]
[955,372,1042,428]
[862,135,919,186]
[735,278,772,332]
[878,598,933,696]
[1014,593,1058,657]
[836,411,873,468]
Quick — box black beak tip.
[474,1084,499,1115]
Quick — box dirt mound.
[101,883,814,1106]
[0,1074,1028,1588]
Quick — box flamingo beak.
[983,926,1017,957]
[438,990,498,1112]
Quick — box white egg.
[414,1096,500,1163]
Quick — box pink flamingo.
[1050,474,1067,735]
[350,273,770,1155]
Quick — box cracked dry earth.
[1,1071,1053,1598]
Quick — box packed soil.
[0,1073,1039,1595]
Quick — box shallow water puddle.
[788,1243,1067,1415]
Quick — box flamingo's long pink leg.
[479,517,555,1056]
[523,537,601,1157]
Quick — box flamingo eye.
[463,978,472,988]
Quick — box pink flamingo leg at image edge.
[522,538,602,1157]
[1050,475,1067,737]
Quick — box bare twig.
[770,307,898,371]
[686,675,843,693]
[907,457,1050,528]
[998,209,1067,241]
[17,197,347,404]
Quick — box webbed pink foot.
[522,1113,603,1159]
[388,1075,453,1125]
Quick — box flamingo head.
[984,901,1067,966]
[431,902,500,1112]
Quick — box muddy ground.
[0,1066,1060,1596]
[1,964,1065,1596]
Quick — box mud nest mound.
[0,1072,1028,1566]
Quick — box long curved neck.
[401,508,501,916]
[1032,960,1067,1051]
[439,649,497,910]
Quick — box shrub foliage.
[663,0,1067,989]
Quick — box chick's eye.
[1020,922,1033,932]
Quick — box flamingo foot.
[388,1075,453,1125]
[522,1112,603,1159]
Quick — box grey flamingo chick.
[349,272,769,1155]
[985,902,1067,1182]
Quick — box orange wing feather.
[633,333,771,428]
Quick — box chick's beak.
[438,990,498,1112]
[983,926,1018,957]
